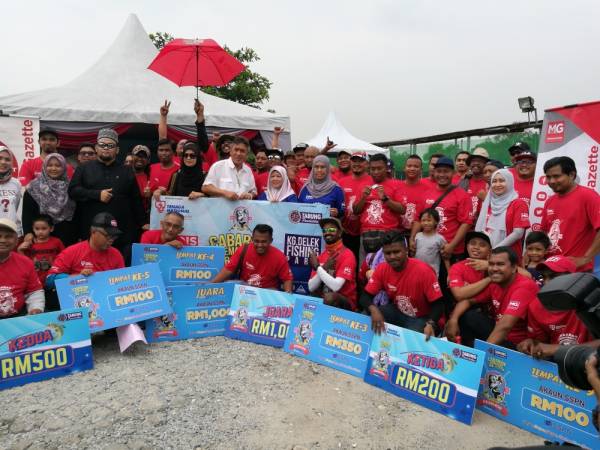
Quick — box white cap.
[0,218,18,234]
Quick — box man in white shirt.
[202,136,257,200]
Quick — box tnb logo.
[546,121,565,144]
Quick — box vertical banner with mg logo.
[0,115,40,175]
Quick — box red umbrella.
[148,38,245,98]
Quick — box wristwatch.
[382,195,389,202]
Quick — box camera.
[538,272,600,390]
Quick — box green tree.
[149,32,272,109]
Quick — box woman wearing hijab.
[22,153,77,245]
[298,155,345,217]
[154,142,206,200]
[0,146,23,234]
[257,166,298,203]
[475,168,530,257]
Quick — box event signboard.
[131,244,225,286]
[0,308,93,390]
[364,324,485,425]
[225,284,298,347]
[150,197,327,294]
[284,298,373,378]
[0,114,40,177]
[56,263,171,332]
[145,283,234,342]
[475,340,599,447]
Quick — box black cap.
[266,148,284,160]
[465,231,491,247]
[91,212,122,238]
[486,159,505,170]
[39,127,59,139]
[508,141,530,155]
[319,217,343,231]
[293,143,309,153]
[434,156,454,169]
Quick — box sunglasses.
[96,143,117,150]
[322,227,338,233]
[95,229,116,242]
[183,153,197,159]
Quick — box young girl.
[414,208,449,276]
[18,215,65,286]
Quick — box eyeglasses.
[96,143,117,150]
[183,153,197,159]
[162,221,183,230]
[79,151,95,157]
[95,229,116,242]
[516,159,536,166]
[268,155,282,160]
[322,227,338,233]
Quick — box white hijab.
[266,166,296,202]
[475,169,518,246]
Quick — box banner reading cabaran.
[150,197,328,294]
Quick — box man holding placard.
[46,212,125,287]
[0,218,45,318]
[308,217,357,311]
[359,231,444,339]
[211,224,293,293]
[140,211,186,249]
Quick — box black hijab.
[173,143,205,196]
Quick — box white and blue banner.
[285,298,373,378]
[145,283,234,342]
[150,197,328,294]
[56,264,171,332]
[0,308,93,390]
[364,324,486,425]
[131,244,225,286]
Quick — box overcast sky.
[1,0,599,143]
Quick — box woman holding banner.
[257,166,298,203]
[298,155,345,217]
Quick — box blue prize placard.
[56,263,171,332]
[131,244,225,286]
[364,324,485,425]
[225,284,297,347]
[475,340,599,447]
[284,299,373,378]
[145,283,233,342]
[0,308,93,390]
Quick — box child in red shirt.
[18,215,65,285]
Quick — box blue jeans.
[379,303,427,333]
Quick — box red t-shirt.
[397,180,427,232]
[421,178,437,190]
[204,143,218,170]
[331,168,352,183]
[253,170,269,196]
[527,298,591,345]
[135,171,150,213]
[461,177,487,218]
[359,178,404,233]
[513,176,534,206]
[541,185,600,271]
[479,199,530,258]
[224,243,293,289]
[422,186,474,254]
[365,258,442,318]
[140,229,186,245]
[23,237,65,284]
[447,259,488,302]
[452,173,466,184]
[295,167,310,191]
[18,157,74,186]
[48,241,125,275]
[0,252,43,317]
[149,162,180,192]
[311,246,357,309]
[477,274,539,345]
[339,174,373,236]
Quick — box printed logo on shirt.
[435,207,447,232]
[245,262,255,270]
[343,266,352,276]
[508,300,521,310]
[548,219,563,253]
[394,295,417,317]
[247,274,262,287]
[386,283,398,292]
[366,200,384,224]
[402,203,416,230]
[520,212,529,221]
[432,281,440,291]
[558,333,578,346]
[0,286,18,316]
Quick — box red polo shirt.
[140,229,186,245]
[225,243,293,289]
[0,252,43,318]
[48,241,125,275]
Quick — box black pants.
[458,308,496,347]
[379,303,427,333]
[342,233,361,264]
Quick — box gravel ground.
[0,333,543,450]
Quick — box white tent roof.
[0,14,289,131]
[306,112,389,156]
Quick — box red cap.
[536,255,577,274]
[350,151,367,160]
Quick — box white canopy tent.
[0,14,290,149]
[306,112,389,157]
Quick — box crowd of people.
[1,99,599,362]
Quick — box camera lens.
[553,345,599,391]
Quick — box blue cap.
[434,156,454,169]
